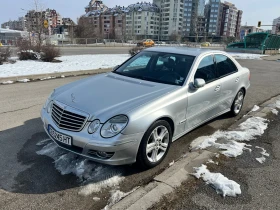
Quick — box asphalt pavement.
[0,59,280,209]
[152,110,280,210]
[59,46,132,56]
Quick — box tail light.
[248,72,251,81]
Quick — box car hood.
[53,73,179,122]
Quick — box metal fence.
[0,36,226,48]
[55,38,226,48]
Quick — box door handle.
[235,77,240,83]
[214,85,221,92]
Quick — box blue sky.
[1,0,279,29]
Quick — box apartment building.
[83,4,126,39]
[272,17,280,34]
[182,0,206,37]
[205,0,242,37]
[24,9,62,33]
[154,0,184,40]
[220,1,242,37]
[1,17,26,31]
[85,0,108,13]
[45,9,63,28]
[125,2,160,40]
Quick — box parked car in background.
[41,47,250,169]
[201,42,211,47]
[137,39,155,47]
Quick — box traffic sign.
[44,20,48,28]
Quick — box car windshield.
[113,51,195,86]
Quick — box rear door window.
[215,54,238,78]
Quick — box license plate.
[48,125,72,146]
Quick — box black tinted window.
[195,55,217,83]
[215,54,238,77]
[114,51,195,86]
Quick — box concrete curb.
[110,95,280,210]
[0,68,112,84]
[111,151,214,210]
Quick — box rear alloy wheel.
[137,120,171,169]
[230,89,245,116]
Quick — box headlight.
[101,115,129,138]
[88,120,101,134]
[43,90,55,112]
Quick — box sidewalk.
[262,54,280,61]
[151,109,280,209]
[0,68,112,84]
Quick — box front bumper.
[41,108,144,165]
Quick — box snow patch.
[276,100,280,109]
[79,176,125,196]
[36,141,125,195]
[169,160,175,166]
[255,146,269,164]
[271,109,278,115]
[190,117,268,157]
[250,105,260,112]
[256,156,266,164]
[1,80,14,84]
[36,138,51,146]
[93,197,100,201]
[17,78,30,83]
[40,76,56,81]
[0,54,130,77]
[207,159,218,165]
[103,187,139,210]
[255,146,269,157]
[193,164,241,197]
[228,52,267,60]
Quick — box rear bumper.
[41,108,144,165]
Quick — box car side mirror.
[193,78,206,89]
[113,65,119,71]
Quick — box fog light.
[97,151,109,158]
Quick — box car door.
[214,54,240,111]
[186,54,222,130]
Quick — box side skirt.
[172,108,231,142]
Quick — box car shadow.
[0,117,129,195]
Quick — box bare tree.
[75,17,97,39]
[25,0,48,48]
[169,32,181,41]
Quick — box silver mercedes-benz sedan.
[41,47,250,168]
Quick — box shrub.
[40,45,61,62]
[16,40,60,62]
[17,39,41,61]
[0,47,11,65]
[129,46,145,56]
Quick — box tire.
[230,89,245,116]
[137,120,172,169]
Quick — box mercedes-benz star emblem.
[71,93,76,103]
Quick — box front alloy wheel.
[231,89,245,116]
[146,126,169,163]
[137,120,172,169]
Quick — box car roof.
[143,47,224,57]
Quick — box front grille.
[51,102,87,132]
